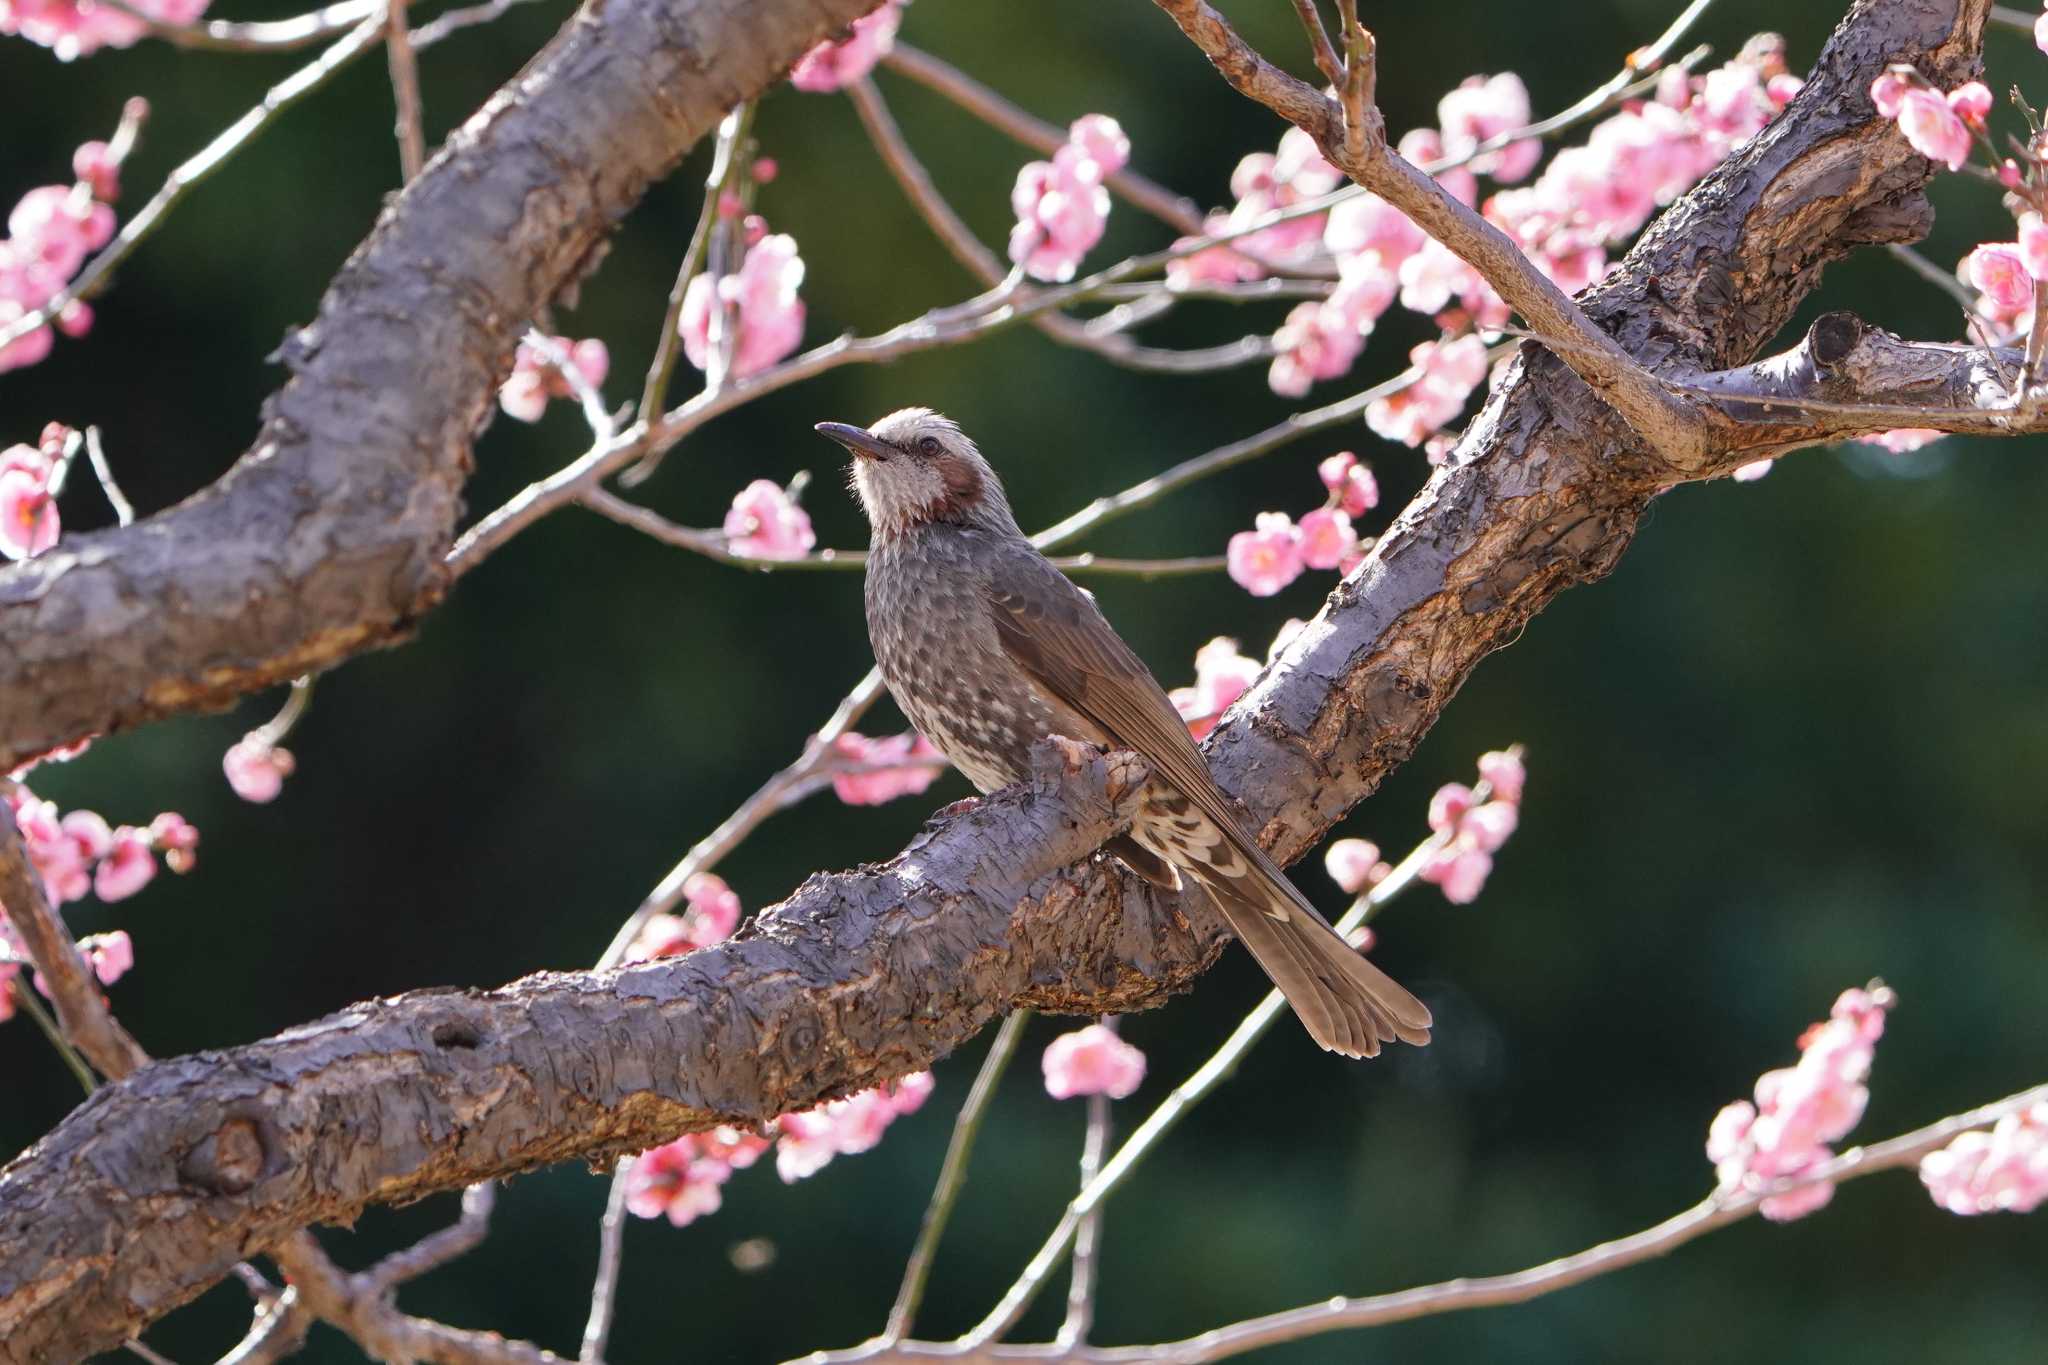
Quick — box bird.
[816,407,1432,1058]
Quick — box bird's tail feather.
[1188,862,1432,1059]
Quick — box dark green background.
[4,0,2043,1360]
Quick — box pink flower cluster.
[1418,748,1525,904]
[1224,452,1380,596]
[1169,636,1260,741]
[624,1126,771,1227]
[1706,985,1895,1222]
[1920,1101,2048,1216]
[1365,335,1492,451]
[1957,213,2048,339]
[7,782,196,907]
[223,733,295,803]
[497,336,609,423]
[1437,73,1542,182]
[1323,837,1389,896]
[624,872,742,962]
[1,423,72,560]
[722,478,815,559]
[680,230,806,380]
[1041,1023,1145,1100]
[1870,70,1989,174]
[787,0,903,93]
[771,1072,933,1182]
[828,730,946,806]
[2,122,137,372]
[0,0,205,59]
[1008,115,1129,283]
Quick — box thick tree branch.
[0,0,893,773]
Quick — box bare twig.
[83,428,136,526]
[410,0,545,46]
[384,0,428,181]
[886,1010,1034,1343]
[580,1170,632,1363]
[1057,1046,1113,1349]
[7,982,99,1093]
[1990,6,2037,34]
[365,1185,497,1294]
[633,104,756,453]
[99,0,382,51]
[1287,0,1344,90]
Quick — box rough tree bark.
[0,0,1997,1361]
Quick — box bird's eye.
[917,435,942,456]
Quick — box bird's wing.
[981,547,1229,822]
[982,547,1431,1052]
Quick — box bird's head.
[817,408,1016,539]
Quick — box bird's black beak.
[815,421,893,463]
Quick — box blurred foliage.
[3,1,2045,1361]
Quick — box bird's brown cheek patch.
[937,453,984,507]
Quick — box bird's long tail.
[1128,792,1432,1058]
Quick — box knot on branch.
[179,1116,271,1197]
[1808,311,1870,375]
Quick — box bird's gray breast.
[864,526,1060,793]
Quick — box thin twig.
[1287,0,1344,90]
[1057,1044,1114,1349]
[1990,5,2037,34]
[580,1167,632,1363]
[579,488,1227,578]
[98,0,382,51]
[365,1184,496,1293]
[886,1010,1034,1342]
[125,1339,182,1365]
[84,427,136,526]
[410,0,545,47]
[633,104,756,456]
[1886,243,1977,310]
[9,981,99,1093]
[384,0,428,181]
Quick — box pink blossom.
[498,336,609,423]
[1166,229,1263,288]
[0,0,207,56]
[1317,452,1378,517]
[2039,12,2048,59]
[1731,458,1774,482]
[223,734,294,803]
[773,1073,932,1182]
[1437,74,1540,182]
[1323,837,1384,895]
[624,1139,738,1226]
[1398,128,1478,206]
[1418,752,1526,904]
[71,142,120,202]
[1169,636,1261,740]
[829,731,946,805]
[1008,117,1128,283]
[1268,298,1365,397]
[1869,71,1912,119]
[1295,507,1357,571]
[1367,336,1490,447]
[1042,1023,1146,1100]
[1322,193,1425,271]
[78,930,132,985]
[93,827,155,902]
[1477,748,1525,805]
[0,468,59,560]
[787,0,903,91]
[1919,1103,2048,1215]
[1856,428,1944,454]
[2018,213,2048,282]
[1706,985,1896,1221]
[1947,81,1992,126]
[1894,88,1972,171]
[722,478,815,560]
[149,811,199,874]
[680,232,807,378]
[626,873,741,961]
[1965,243,2032,313]
[1224,126,1344,265]
[1226,512,1306,598]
